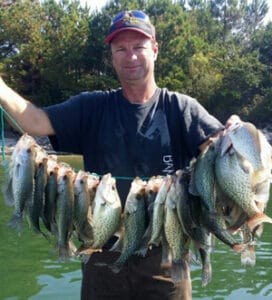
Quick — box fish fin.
[160,237,172,270]
[135,247,148,257]
[219,135,232,156]
[254,224,264,238]
[148,236,162,249]
[81,254,91,264]
[247,213,272,232]
[108,262,122,274]
[202,262,212,287]
[241,244,256,266]
[2,177,14,206]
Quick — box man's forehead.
[111,30,151,45]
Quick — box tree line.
[0,0,271,125]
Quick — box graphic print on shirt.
[137,108,174,176]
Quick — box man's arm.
[0,76,55,136]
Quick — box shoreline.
[1,125,272,155]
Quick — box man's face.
[110,31,158,84]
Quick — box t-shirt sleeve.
[43,91,106,154]
[185,96,223,142]
[176,94,224,158]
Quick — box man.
[0,10,224,300]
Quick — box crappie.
[148,175,172,247]
[138,176,164,254]
[8,134,37,232]
[189,139,219,211]
[175,169,213,287]
[42,155,59,234]
[221,121,272,172]
[164,174,190,283]
[29,146,48,237]
[86,172,100,209]
[216,120,272,217]
[79,173,122,255]
[110,177,147,273]
[55,162,76,261]
[215,135,272,220]
[73,170,94,246]
[190,141,244,252]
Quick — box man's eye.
[135,46,145,50]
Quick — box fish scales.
[56,163,75,261]
[74,170,94,246]
[8,134,37,231]
[91,173,122,249]
[164,175,190,283]
[110,177,146,273]
[29,147,48,237]
[43,155,59,234]
[216,146,261,217]
[190,140,219,211]
[148,175,172,247]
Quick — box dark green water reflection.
[0,155,271,299]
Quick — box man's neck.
[121,80,157,104]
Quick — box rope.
[0,104,24,134]
[0,104,24,167]
[1,106,6,163]
[114,175,151,181]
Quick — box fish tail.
[108,262,122,274]
[241,244,256,266]
[148,237,161,249]
[7,213,23,233]
[202,262,212,287]
[58,245,70,262]
[247,213,272,232]
[170,262,183,283]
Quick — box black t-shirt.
[44,87,223,204]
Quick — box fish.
[55,162,76,261]
[189,139,219,211]
[73,170,94,246]
[109,177,147,273]
[189,140,245,252]
[175,169,213,287]
[78,173,122,256]
[86,172,100,209]
[148,175,172,248]
[7,133,37,232]
[29,146,48,238]
[164,174,190,283]
[138,176,164,255]
[221,121,272,172]
[42,155,59,235]
[215,136,272,223]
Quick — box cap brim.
[105,27,153,44]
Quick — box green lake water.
[0,155,272,300]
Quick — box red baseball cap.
[105,10,156,44]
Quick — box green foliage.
[0,0,271,126]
